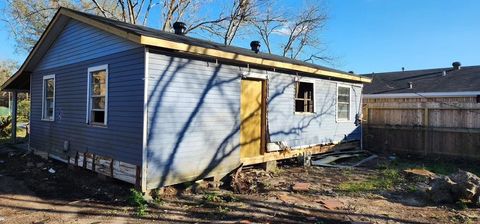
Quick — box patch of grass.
[127,188,148,217]
[338,167,403,193]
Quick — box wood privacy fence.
[363,97,480,160]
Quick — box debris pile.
[311,150,377,168]
[428,170,480,205]
[230,168,272,194]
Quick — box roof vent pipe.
[250,41,261,53]
[408,82,413,89]
[442,70,447,76]
[173,22,187,35]
[452,61,461,70]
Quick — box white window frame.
[294,79,316,115]
[41,74,55,121]
[336,84,352,122]
[86,64,109,126]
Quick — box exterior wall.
[37,19,138,71]
[267,74,362,147]
[363,96,480,159]
[30,19,144,166]
[146,50,242,188]
[145,49,363,188]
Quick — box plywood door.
[240,79,264,159]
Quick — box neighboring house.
[2,8,371,191]
[362,62,480,159]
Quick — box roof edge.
[140,36,371,83]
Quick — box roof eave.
[140,35,371,83]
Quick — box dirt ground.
[0,146,479,224]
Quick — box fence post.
[11,90,17,144]
[423,108,429,156]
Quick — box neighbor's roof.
[2,7,370,91]
[362,65,480,95]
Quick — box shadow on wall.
[147,56,360,188]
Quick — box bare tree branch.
[91,0,108,17]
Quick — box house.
[2,8,371,191]
[362,62,480,159]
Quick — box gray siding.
[146,51,241,188]
[37,19,138,71]
[30,47,145,165]
[267,74,362,146]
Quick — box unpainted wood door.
[240,79,264,159]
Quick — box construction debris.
[291,182,310,192]
[404,168,438,179]
[317,199,344,210]
[428,170,480,205]
[311,150,377,168]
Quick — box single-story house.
[362,62,480,159]
[2,8,371,191]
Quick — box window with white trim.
[87,65,108,125]
[337,86,351,120]
[295,81,315,113]
[42,75,55,121]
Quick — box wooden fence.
[363,97,480,159]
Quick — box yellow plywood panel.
[240,79,263,159]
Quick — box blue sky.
[0,0,479,74]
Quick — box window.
[42,75,55,121]
[87,65,108,125]
[337,86,351,121]
[295,81,314,113]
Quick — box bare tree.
[2,0,332,63]
[281,5,327,60]
[252,7,286,54]
[201,0,261,45]
[252,2,330,63]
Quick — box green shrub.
[128,188,148,217]
[0,116,11,137]
[18,100,30,121]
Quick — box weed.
[128,188,148,217]
[203,192,224,203]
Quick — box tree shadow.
[146,55,361,189]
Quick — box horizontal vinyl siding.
[146,51,241,188]
[267,74,363,146]
[30,48,145,165]
[36,19,138,70]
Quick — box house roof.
[2,8,370,91]
[362,65,480,95]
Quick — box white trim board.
[363,91,480,99]
[141,47,149,192]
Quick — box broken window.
[337,86,351,120]
[87,65,108,125]
[295,81,314,113]
[42,75,55,121]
